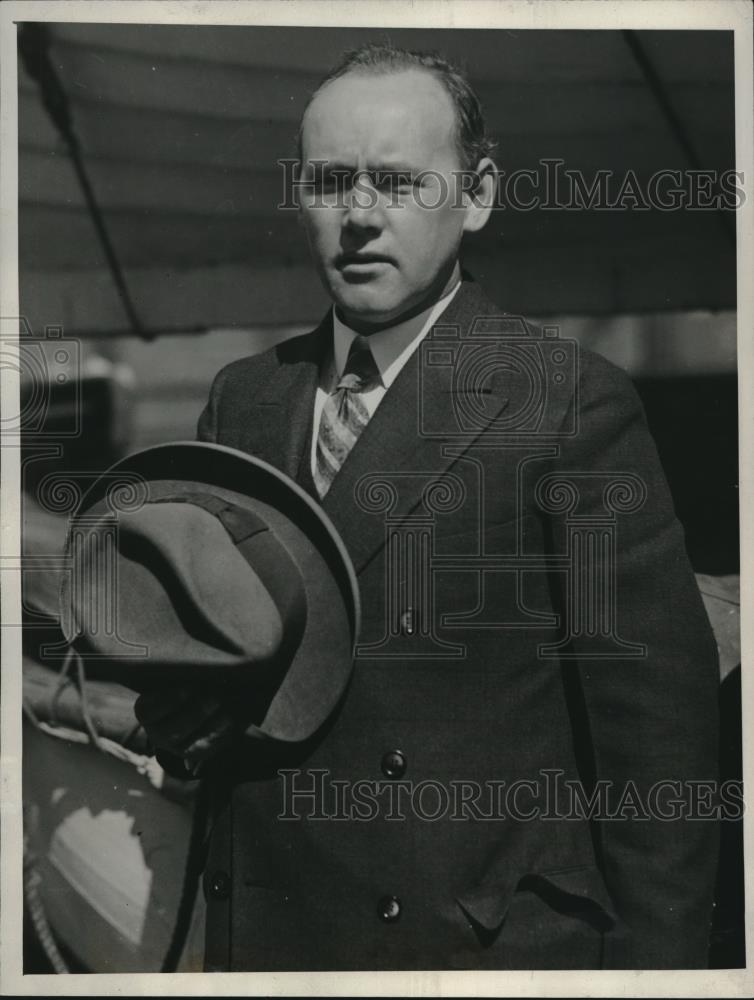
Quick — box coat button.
[399,609,415,634]
[377,895,401,922]
[381,750,407,779]
[209,871,231,900]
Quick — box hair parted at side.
[297,42,497,170]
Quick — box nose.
[342,172,384,235]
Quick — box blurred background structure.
[15,23,741,973]
[17,24,738,566]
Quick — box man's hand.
[134,685,245,774]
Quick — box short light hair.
[297,43,497,170]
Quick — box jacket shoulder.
[514,315,643,421]
[209,327,323,395]
[572,341,646,429]
[456,281,641,429]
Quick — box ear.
[462,157,498,234]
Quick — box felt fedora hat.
[60,442,361,743]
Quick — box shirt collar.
[332,281,461,389]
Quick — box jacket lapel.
[321,281,512,576]
[239,315,330,483]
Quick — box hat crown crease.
[117,503,283,661]
[119,523,249,656]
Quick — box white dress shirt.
[311,282,461,474]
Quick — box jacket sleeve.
[552,348,720,968]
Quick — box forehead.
[302,68,459,167]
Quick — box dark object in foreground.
[60,442,360,744]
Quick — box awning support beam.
[622,29,736,250]
[18,23,151,339]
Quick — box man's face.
[298,69,469,330]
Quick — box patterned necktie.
[314,340,379,499]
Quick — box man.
[136,45,719,970]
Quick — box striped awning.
[18,24,736,334]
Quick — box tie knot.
[337,341,378,392]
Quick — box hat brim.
[62,442,361,744]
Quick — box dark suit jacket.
[196,279,719,971]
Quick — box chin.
[334,286,406,325]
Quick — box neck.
[337,261,461,336]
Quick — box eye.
[371,171,414,195]
[335,173,356,190]
[308,171,353,193]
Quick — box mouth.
[336,252,396,272]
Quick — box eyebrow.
[304,161,419,177]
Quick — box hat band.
[150,491,308,667]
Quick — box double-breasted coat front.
[195,279,719,971]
